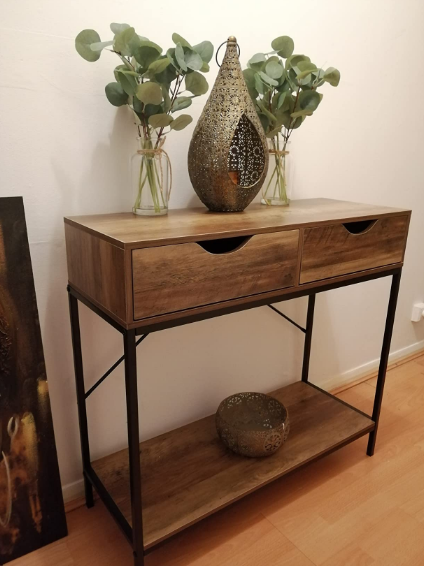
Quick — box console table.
[65,198,410,566]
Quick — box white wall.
[1,0,424,497]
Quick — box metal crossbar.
[267,304,306,333]
[84,334,149,399]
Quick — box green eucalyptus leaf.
[144,103,162,118]
[149,58,171,74]
[171,96,192,112]
[254,73,267,94]
[91,40,113,52]
[185,71,208,95]
[119,56,134,70]
[154,62,177,85]
[75,29,101,62]
[265,60,284,80]
[140,39,162,53]
[287,69,299,89]
[132,96,143,114]
[105,82,128,106]
[294,61,317,84]
[193,40,214,63]
[249,53,266,65]
[116,69,137,95]
[291,109,313,118]
[291,116,303,129]
[257,100,277,123]
[274,106,291,128]
[323,67,340,86]
[172,33,191,48]
[110,23,130,35]
[166,48,179,69]
[184,47,203,71]
[286,54,310,70]
[266,127,282,138]
[114,64,126,81]
[248,53,266,71]
[200,61,210,72]
[296,69,314,81]
[259,113,269,132]
[271,36,294,58]
[277,79,291,93]
[118,69,140,77]
[297,61,317,72]
[298,89,321,111]
[136,82,163,105]
[170,114,193,131]
[149,113,174,128]
[277,91,288,109]
[114,27,139,56]
[247,86,258,101]
[259,71,278,87]
[134,42,161,69]
[243,68,256,90]
[161,86,172,112]
[175,43,187,71]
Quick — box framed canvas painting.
[0,197,67,563]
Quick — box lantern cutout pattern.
[188,36,269,212]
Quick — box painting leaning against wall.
[0,197,67,563]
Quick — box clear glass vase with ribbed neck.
[131,134,171,216]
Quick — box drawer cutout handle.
[197,235,251,254]
[342,219,377,235]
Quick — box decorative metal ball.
[216,392,290,458]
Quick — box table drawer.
[300,215,409,284]
[132,230,299,320]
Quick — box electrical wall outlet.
[411,302,424,322]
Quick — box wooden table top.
[64,199,410,249]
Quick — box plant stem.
[155,74,183,148]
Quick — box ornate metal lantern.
[188,36,269,212]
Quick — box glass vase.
[131,134,171,216]
[261,138,290,206]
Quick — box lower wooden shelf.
[91,381,374,551]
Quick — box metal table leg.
[68,291,94,508]
[301,294,316,383]
[367,270,402,456]
[123,329,145,565]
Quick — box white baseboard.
[319,339,424,392]
[63,478,85,504]
[61,339,424,505]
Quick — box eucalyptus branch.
[242,35,340,147]
[75,26,213,144]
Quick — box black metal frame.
[67,267,402,566]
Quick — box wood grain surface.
[300,215,410,284]
[64,199,411,326]
[91,381,373,550]
[65,223,127,323]
[132,231,299,319]
[64,199,411,250]
[12,355,424,566]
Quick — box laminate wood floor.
[11,354,424,566]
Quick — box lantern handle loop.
[215,40,241,68]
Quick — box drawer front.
[132,230,299,320]
[300,215,409,284]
